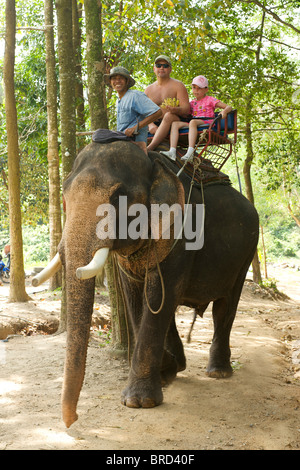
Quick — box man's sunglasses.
[155,63,170,68]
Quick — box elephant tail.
[187,303,209,343]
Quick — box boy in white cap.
[161,75,232,161]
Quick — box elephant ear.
[150,159,185,241]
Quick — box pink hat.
[192,75,208,88]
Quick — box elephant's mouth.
[32,247,110,286]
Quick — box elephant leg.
[207,274,246,378]
[206,296,234,378]
[121,314,167,408]
[162,316,186,385]
[121,273,178,408]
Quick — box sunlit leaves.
[101,0,229,68]
[0,0,49,226]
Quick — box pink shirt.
[190,96,219,121]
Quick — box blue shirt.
[117,90,160,142]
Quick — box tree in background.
[84,0,128,352]
[44,0,62,291]
[3,0,28,301]
[72,0,85,131]
[55,0,77,181]
[55,0,77,331]
[84,0,108,130]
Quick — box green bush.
[22,225,50,266]
[1,225,50,268]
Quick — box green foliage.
[0,224,50,268]
[22,225,50,267]
[0,227,9,251]
[259,278,278,290]
[97,328,112,348]
[226,150,300,264]
[0,0,51,227]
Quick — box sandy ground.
[0,264,299,451]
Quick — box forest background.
[0,0,300,302]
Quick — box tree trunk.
[4,0,29,302]
[83,0,108,129]
[56,0,77,180]
[287,202,300,228]
[243,99,262,285]
[56,0,77,329]
[260,225,268,279]
[72,0,86,152]
[83,0,127,351]
[105,254,130,356]
[44,0,62,291]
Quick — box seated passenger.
[161,75,232,162]
[104,66,162,155]
[145,55,190,151]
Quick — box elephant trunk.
[61,268,95,428]
[61,243,110,427]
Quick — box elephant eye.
[109,185,128,207]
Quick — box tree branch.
[261,34,300,51]
[16,25,54,32]
[1,168,8,190]
[241,0,300,34]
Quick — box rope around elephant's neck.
[116,238,165,314]
[144,239,165,315]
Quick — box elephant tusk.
[32,253,62,287]
[76,247,109,280]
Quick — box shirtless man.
[145,55,190,151]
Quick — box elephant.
[32,138,259,428]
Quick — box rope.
[117,239,166,315]
[176,126,208,178]
[116,153,205,316]
[174,146,206,252]
[174,137,207,339]
[117,259,144,283]
[111,253,132,361]
[234,143,243,194]
[143,239,165,315]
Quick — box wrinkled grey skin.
[58,141,259,427]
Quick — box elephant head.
[33,141,185,427]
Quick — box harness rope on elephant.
[116,159,205,320]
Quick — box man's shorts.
[135,127,148,143]
[153,116,191,126]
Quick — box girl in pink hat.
[161,75,232,161]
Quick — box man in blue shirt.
[104,66,162,154]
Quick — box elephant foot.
[121,376,163,409]
[207,346,233,378]
[206,364,233,379]
[160,350,185,387]
[176,358,187,373]
[121,396,158,408]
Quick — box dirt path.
[0,266,299,450]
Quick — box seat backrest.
[213,109,236,132]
